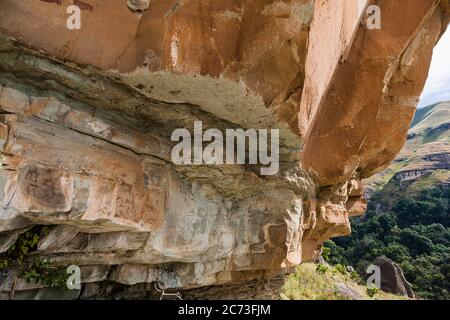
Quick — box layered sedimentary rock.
[0,0,449,299]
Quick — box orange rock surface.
[0,0,448,298]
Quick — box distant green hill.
[410,101,450,135]
[410,104,437,128]
[365,101,450,199]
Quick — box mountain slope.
[365,101,450,199]
[282,263,407,300]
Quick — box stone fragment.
[346,197,367,218]
[0,87,29,114]
[348,179,363,197]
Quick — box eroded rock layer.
[0,0,449,299]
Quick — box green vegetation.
[282,263,406,300]
[409,102,450,135]
[366,284,380,298]
[23,256,69,288]
[408,170,450,193]
[0,226,69,288]
[410,103,440,128]
[0,227,41,270]
[324,187,450,300]
[315,263,329,274]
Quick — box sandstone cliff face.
[0,0,448,299]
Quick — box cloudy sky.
[418,26,450,108]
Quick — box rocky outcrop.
[394,143,450,181]
[374,256,415,299]
[0,0,449,298]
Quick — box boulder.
[374,256,415,299]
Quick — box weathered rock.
[301,0,444,185]
[0,0,448,298]
[0,228,28,253]
[37,225,80,252]
[346,197,368,218]
[374,256,415,299]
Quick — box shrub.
[0,226,69,288]
[23,257,69,288]
[316,264,329,274]
[334,264,347,275]
[366,284,380,298]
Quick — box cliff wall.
[0,0,448,299]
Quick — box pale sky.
[418,26,450,108]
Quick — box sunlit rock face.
[0,0,448,299]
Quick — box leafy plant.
[322,245,332,262]
[0,226,69,288]
[0,227,41,271]
[349,269,362,283]
[366,284,380,298]
[334,264,347,275]
[23,256,69,288]
[0,258,8,269]
[316,263,329,274]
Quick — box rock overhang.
[0,0,448,298]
